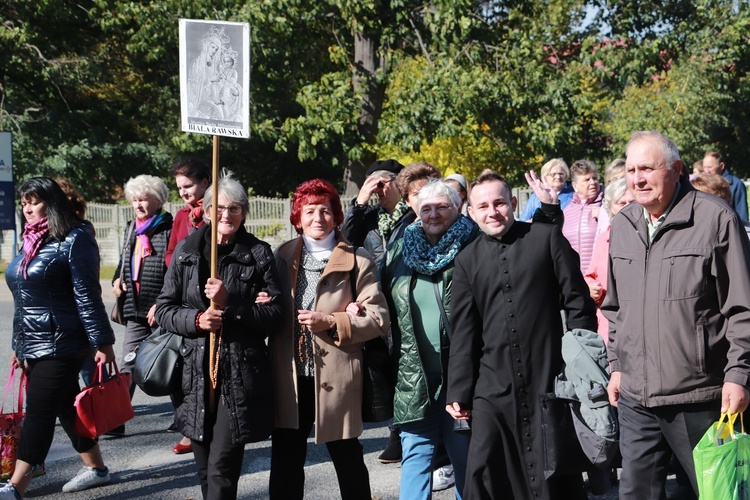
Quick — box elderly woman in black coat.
[155,170,283,499]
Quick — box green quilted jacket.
[382,238,456,425]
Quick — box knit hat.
[445,173,468,191]
[366,159,405,178]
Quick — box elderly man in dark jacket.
[341,159,414,268]
[604,131,750,499]
[446,171,597,500]
[341,158,415,464]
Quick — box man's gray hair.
[203,169,249,220]
[368,169,397,180]
[416,179,461,212]
[627,131,681,170]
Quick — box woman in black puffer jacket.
[3,177,116,498]
[155,170,283,500]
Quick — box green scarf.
[378,200,411,240]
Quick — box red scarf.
[20,217,50,279]
[190,199,204,229]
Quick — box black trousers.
[18,358,97,467]
[618,392,719,500]
[191,400,246,500]
[269,377,371,500]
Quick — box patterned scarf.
[294,246,328,377]
[20,217,50,279]
[402,215,477,275]
[189,199,204,230]
[378,200,412,240]
[131,210,169,286]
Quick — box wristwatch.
[327,323,339,340]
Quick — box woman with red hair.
[269,179,390,499]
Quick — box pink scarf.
[20,217,49,279]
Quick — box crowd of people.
[3,130,750,500]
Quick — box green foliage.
[3,0,750,201]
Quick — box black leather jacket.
[6,226,115,361]
[154,225,284,445]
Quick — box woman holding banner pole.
[155,169,283,499]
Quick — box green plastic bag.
[693,412,750,500]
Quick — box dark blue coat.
[6,226,115,361]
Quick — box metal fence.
[0,189,535,266]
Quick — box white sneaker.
[432,464,455,492]
[62,466,111,493]
[0,482,21,500]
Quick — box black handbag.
[132,327,183,397]
[110,293,126,326]
[111,222,134,325]
[132,263,189,397]
[350,248,394,423]
[361,335,394,422]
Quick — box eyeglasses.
[377,178,394,189]
[546,172,567,178]
[420,205,454,217]
[215,205,243,216]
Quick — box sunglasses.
[377,178,394,189]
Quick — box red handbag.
[74,361,134,439]
[0,366,27,480]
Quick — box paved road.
[0,280,670,499]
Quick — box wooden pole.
[208,134,220,410]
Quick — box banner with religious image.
[179,19,250,138]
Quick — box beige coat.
[271,230,390,443]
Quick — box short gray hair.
[124,175,168,206]
[603,177,629,218]
[626,131,681,170]
[203,169,249,220]
[416,179,461,212]
[367,169,397,180]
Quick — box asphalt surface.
[0,280,671,499]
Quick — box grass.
[100,264,117,282]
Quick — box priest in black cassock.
[446,170,597,500]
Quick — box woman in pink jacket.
[584,177,634,342]
[562,160,603,274]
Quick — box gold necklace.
[209,326,223,389]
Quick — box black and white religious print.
[179,19,250,138]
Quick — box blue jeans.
[399,392,470,500]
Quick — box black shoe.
[378,428,402,463]
[104,424,125,438]
[167,423,178,433]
